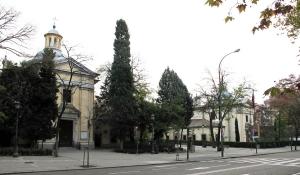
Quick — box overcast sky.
[1,0,299,104]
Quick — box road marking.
[187,164,230,171]
[109,170,141,174]
[188,167,209,170]
[287,162,300,167]
[291,173,300,175]
[185,164,264,175]
[271,158,300,165]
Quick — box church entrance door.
[59,120,73,147]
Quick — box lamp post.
[218,48,240,157]
[135,126,139,154]
[13,100,21,158]
[151,114,155,154]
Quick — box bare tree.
[0,6,34,57]
[53,44,93,157]
[197,70,251,150]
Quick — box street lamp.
[151,114,155,154]
[13,100,21,158]
[218,48,240,157]
[135,126,139,154]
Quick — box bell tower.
[44,24,63,50]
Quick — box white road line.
[229,160,251,164]
[291,173,300,175]
[109,170,141,174]
[185,163,264,175]
[187,167,209,170]
[187,164,230,171]
[271,158,300,165]
[286,162,300,167]
[257,158,282,164]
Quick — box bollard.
[82,147,86,167]
[255,142,258,154]
[176,151,180,161]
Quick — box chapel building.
[34,25,98,148]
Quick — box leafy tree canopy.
[206,0,300,38]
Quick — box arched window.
[54,38,57,47]
[49,37,52,47]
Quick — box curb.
[1,149,298,175]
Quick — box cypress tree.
[108,19,136,150]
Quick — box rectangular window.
[192,135,196,141]
[183,135,187,141]
[63,89,71,103]
[246,115,249,122]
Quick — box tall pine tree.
[20,48,58,146]
[157,67,193,142]
[38,48,58,142]
[108,19,136,150]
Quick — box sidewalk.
[0,146,295,174]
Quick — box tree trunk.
[53,117,61,157]
[139,126,145,144]
[216,124,221,151]
[209,116,215,147]
[179,128,183,148]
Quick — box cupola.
[44,24,63,50]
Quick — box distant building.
[34,25,98,148]
[167,105,255,143]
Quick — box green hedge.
[0,148,52,156]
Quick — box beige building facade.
[35,25,98,148]
[167,106,255,143]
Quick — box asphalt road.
[9,151,300,175]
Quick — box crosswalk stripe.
[271,158,300,165]
[187,164,230,171]
[227,158,300,167]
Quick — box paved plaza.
[0,146,295,174]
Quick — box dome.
[34,48,66,63]
[45,25,62,37]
